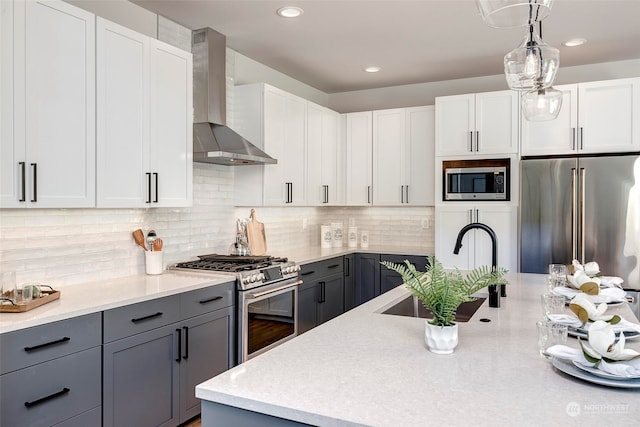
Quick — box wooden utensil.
[246,209,267,256]
[132,229,147,251]
[152,238,163,252]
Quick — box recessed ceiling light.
[364,66,381,73]
[563,38,587,47]
[277,6,303,18]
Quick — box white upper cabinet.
[307,102,342,206]
[234,83,307,206]
[344,111,373,206]
[96,18,149,208]
[1,0,95,208]
[372,106,435,206]
[149,39,193,207]
[435,90,518,157]
[521,78,640,156]
[96,18,192,208]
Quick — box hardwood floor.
[181,416,201,427]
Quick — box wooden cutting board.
[246,209,267,256]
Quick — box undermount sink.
[381,295,486,322]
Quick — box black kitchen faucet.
[453,222,505,308]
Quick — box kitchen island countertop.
[196,272,640,427]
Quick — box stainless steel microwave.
[444,165,508,201]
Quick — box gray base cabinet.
[354,253,381,305]
[299,258,345,334]
[380,254,428,294]
[0,313,102,427]
[102,281,235,427]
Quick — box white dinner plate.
[571,360,640,380]
[551,357,640,389]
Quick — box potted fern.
[382,255,508,354]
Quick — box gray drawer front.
[0,346,101,427]
[300,257,344,283]
[0,313,101,375]
[180,281,235,319]
[103,295,180,343]
[53,406,101,427]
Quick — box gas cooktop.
[173,254,289,273]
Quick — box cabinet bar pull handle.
[475,209,479,222]
[400,185,404,203]
[469,131,473,152]
[131,311,162,323]
[475,131,480,152]
[345,257,350,276]
[24,388,70,408]
[319,282,326,303]
[19,162,26,202]
[468,209,473,224]
[30,163,37,202]
[175,328,182,362]
[199,295,223,304]
[405,185,409,204]
[301,270,315,276]
[367,185,371,204]
[328,264,340,269]
[579,127,584,150]
[571,127,576,151]
[153,172,159,203]
[146,172,152,203]
[182,326,189,360]
[24,336,70,352]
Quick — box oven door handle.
[246,279,303,299]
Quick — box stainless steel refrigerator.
[520,154,640,289]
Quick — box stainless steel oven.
[171,254,301,363]
[238,275,302,361]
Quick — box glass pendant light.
[476,0,554,29]
[504,23,559,91]
[522,86,563,121]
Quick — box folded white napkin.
[600,276,624,288]
[547,345,640,378]
[546,314,583,328]
[547,314,640,334]
[553,286,628,303]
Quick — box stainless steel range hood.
[192,28,276,165]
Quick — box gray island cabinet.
[0,313,102,427]
[102,280,235,427]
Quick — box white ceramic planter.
[424,321,458,354]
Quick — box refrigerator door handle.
[571,167,578,261]
[580,167,586,263]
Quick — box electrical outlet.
[302,218,308,230]
[421,219,431,229]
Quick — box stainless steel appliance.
[520,154,640,292]
[443,159,510,201]
[172,255,301,362]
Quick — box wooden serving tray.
[0,289,60,313]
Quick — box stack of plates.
[552,358,640,388]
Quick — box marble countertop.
[196,273,640,427]
[0,245,429,334]
[270,244,432,265]
[0,271,234,334]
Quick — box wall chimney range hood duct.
[192,28,276,165]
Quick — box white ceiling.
[133,0,640,94]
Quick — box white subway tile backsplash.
[1,162,434,287]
